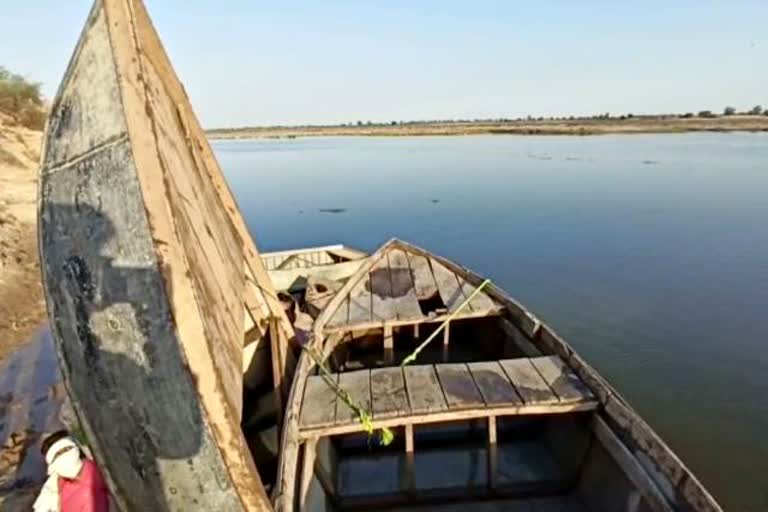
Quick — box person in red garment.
[33,430,110,512]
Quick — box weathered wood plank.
[370,367,409,419]
[403,365,447,414]
[499,358,559,405]
[457,278,498,314]
[406,253,439,300]
[530,355,594,403]
[467,361,522,406]
[387,249,424,321]
[298,399,598,439]
[348,276,373,324]
[336,369,371,425]
[326,297,349,328]
[435,363,484,410]
[430,258,470,312]
[300,374,339,428]
[369,255,398,322]
[592,417,675,512]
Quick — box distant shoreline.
[207,114,768,139]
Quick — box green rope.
[400,278,492,367]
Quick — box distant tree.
[356,120,363,126]
[749,105,763,115]
[391,120,397,126]
[680,112,694,118]
[723,106,736,116]
[626,113,634,119]
[698,110,716,118]
[0,66,46,129]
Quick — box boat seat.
[298,355,596,438]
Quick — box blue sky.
[2,1,766,127]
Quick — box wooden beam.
[488,416,498,491]
[405,424,414,453]
[269,318,284,420]
[488,415,497,445]
[442,321,450,362]
[383,325,394,364]
[592,416,674,512]
[299,437,318,512]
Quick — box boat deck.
[323,243,505,333]
[299,355,596,439]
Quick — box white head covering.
[44,437,83,479]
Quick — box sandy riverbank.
[208,114,768,140]
[0,113,45,363]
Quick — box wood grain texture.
[467,361,522,407]
[336,370,371,425]
[327,297,349,328]
[430,259,468,312]
[403,365,447,414]
[530,356,594,403]
[369,255,397,321]
[435,363,484,410]
[406,253,439,301]
[348,277,373,324]
[300,375,339,428]
[387,249,424,321]
[499,358,558,405]
[370,367,409,419]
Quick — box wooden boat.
[263,245,368,296]
[38,1,295,510]
[274,239,723,512]
[0,246,360,510]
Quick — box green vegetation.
[723,106,736,116]
[750,105,763,115]
[0,66,46,129]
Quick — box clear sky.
[2,1,766,127]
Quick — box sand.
[0,112,46,363]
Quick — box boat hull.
[39,1,273,509]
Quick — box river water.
[214,133,768,511]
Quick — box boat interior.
[240,245,369,488]
[279,240,662,511]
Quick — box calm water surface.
[214,134,768,511]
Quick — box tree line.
[339,105,766,128]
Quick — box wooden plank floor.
[299,356,596,437]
